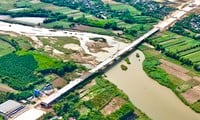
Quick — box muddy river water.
[1,20,200,119]
[106,50,200,120]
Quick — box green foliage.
[0,50,77,90]
[0,92,10,104]
[52,76,146,120]
[84,87,118,110]
[14,0,32,8]
[140,46,200,113]
[194,63,200,71]
[143,53,174,89]
[81,111,105,120]
[0,34,32,51]
[0,40,15,56]
[170,14,200,38]
[133,1,175,19]
[0,115,3,120]
[17,51,77,75]
[41,112,54,120]
[75,16,117,29]
[9,91,33,101]
[120,64,128,71]
[125,58,131,64]
[148,31,200,71]
[53,92,80,116]
[40,0,158,38]
[191,101,200,113]
[0,53,40,90]
[108,103,134,120]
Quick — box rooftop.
[0,100,23,115]
[13,108,45,120]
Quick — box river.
[105,50,200,120]
[1,20,200,119]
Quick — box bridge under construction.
[40,0,200,107]
[40,27,159,107]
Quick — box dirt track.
[160,59,192,81]
[101,97,125,115]
[0,83,17,93]
[182,85,200,103]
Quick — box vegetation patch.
[125,57,131,64]
[51,76,149,120]
[147,31,200,72]
[0,34,32,51]
[40,36,80,55]
[0,91,10,104]
[51,77,67,89]
[101,97,126,116]
[191,101,200,113]
[0,40,15,56]
[0,53,40,90]
[170,14,200,40]
[17,51,77,75]
[121,64,128,71]
[40,0,164,40]
[140,45,200,113]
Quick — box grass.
[0,33,32,56]
[0,40,15,56]
[148,31,200,67]
[125,57,131,64]
[139,45,196,89]
[121,64,128,71]
[17,51,65,71]
[0,34,32,50]
[39,36,80,56]
[52,76,150,119]
[86,27,115,36]
[119,22,154,40]
[0,53,40,90]
[14,0,31,8]
[0,0,16,11]
[184,51,200,63]
[42,20,72,29]
[191,101,200,113]
[110,3,141,16]
[139,45,200,113]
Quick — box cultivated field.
[148,31,200,68]
[0,40,15,56]
[141,45,200,113]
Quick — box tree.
[63,103,70,112]
[194,64,200,71]
[69,110,80,119]
[136,53,140,58]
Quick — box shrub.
[121,64,128,71]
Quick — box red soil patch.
[51,77,67,88]
[101,97,125,115]
[160,59,192,81]
[0,83,17,93]
[182,85,200,103]
[160,59,189,73]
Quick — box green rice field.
[149,31,200,65]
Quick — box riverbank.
[105,49,200,120]
[140,45,200,113]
